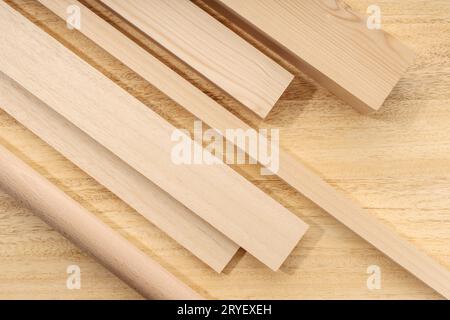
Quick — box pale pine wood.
[0,143,201,300]
[36,0,450,297]
[0,72,239,273]
[99,0,294,118]
[206,0,415,113]
[0,2,308,271]
[278,152,450,299]
[0,0,448,300]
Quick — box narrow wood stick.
[0,143,202,300]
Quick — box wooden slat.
[0,2,308,271]
[278,153,450,299]
[0,143,201,300]
[204,0,415,113]
[0,72,239,273]
[37,0,450,298]
[99,0,293,118]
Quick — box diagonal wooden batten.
[0,2,308,271]
[99,0,294,119]
[204,0,415,113]
[0,72,239,273]
[37,0,450,298]
[278,152,450,299]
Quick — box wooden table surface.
[0,0,449,299]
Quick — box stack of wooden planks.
[0,0,448,300]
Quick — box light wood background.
[0,0,449,299]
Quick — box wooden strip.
[37,0,450,297]
[0,72,238,273]
[0,2,308,271]
[0,143,201,300]
[204,0,415,113]
[278,153,450,299]
[99,0,293,118]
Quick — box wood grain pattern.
[206,0,415,113]
[99,0,294,118]
[0,1,308,271]
[0,142,201,300]
[279,152,450,298]
[0,72,239,273]
[0,0,449,299]
[36,0,449,297]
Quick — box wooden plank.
[0,2,308,271]
[204,0,415,113]
[278,153,450,299]
[37,0,450,297]
[98,0,293,118]
[0,143,201,300]
[0,72,239,273]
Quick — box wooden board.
[99,0,294,118]
[35,0,449,297]
[0,72,239,273]
[278,152,450,298]
[0,0,449,299]
[0,1,308,271]
[205,0,415,113]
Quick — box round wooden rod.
[0,143,202,300]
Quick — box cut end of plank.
[268,220,309,271]
[211,243,241,273]
[257,71,295,119]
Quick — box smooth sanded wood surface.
[0,142,201,300]
[0,0,449,299]
[0,1,308,271]
[99,0,294,118]
[207,0,415,113]
[0,72,239,273]
[36,0,450,297]
[278,151,450,298]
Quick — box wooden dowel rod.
[0,143,202,300]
